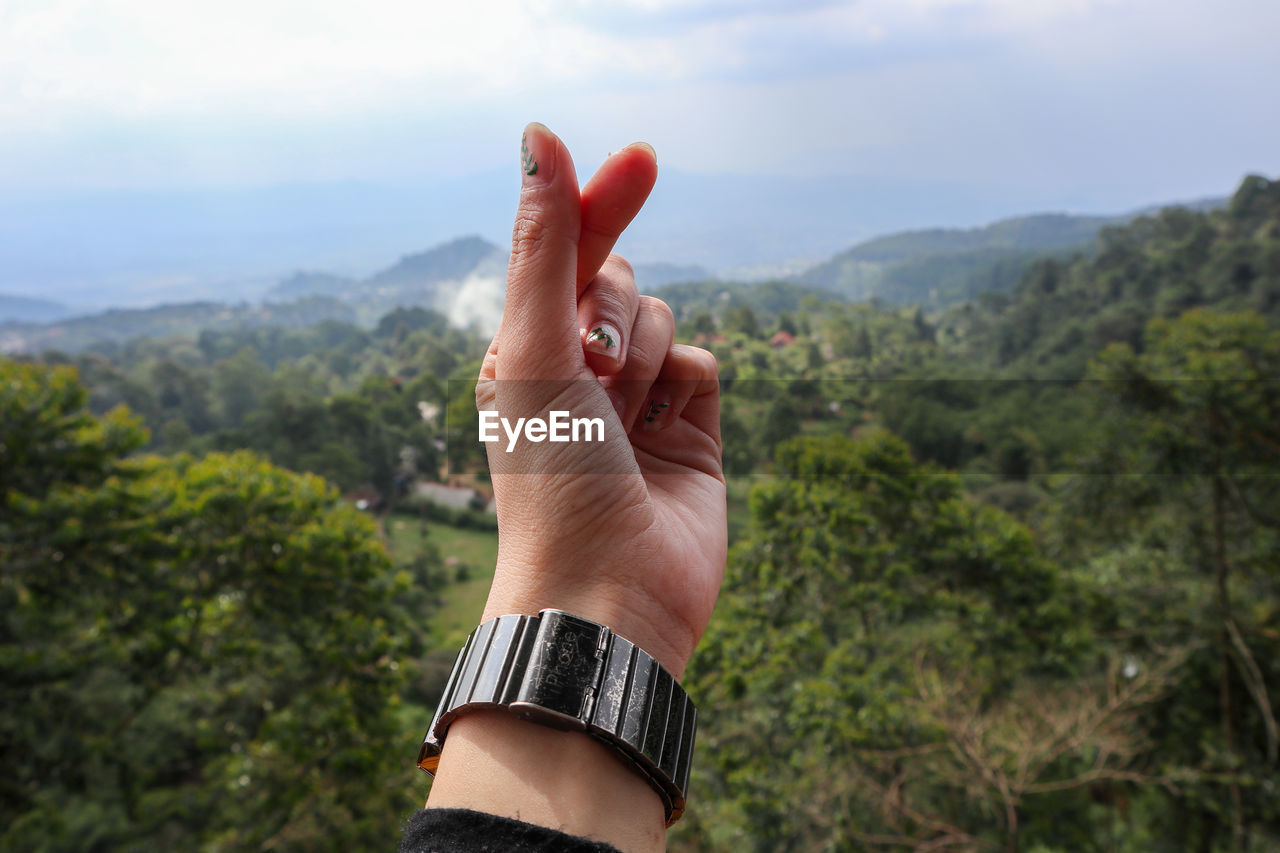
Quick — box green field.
[383,481,751,650]
[383,516,499,650]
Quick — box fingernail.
[623,141,657,163]
[584,323,622,361]
[642,391,672,433]
[521,122,551,184]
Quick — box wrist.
[427,710,667,852]
[423,607,692,852]
[481,572,694,680]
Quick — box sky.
[1,0,1279,303]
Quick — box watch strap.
[416,609,696,826]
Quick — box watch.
[416,608,696,826]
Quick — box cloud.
[0,0,1275,196]
[0,0,626,124]
[0,0,1133,128]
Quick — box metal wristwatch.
[416,609,696,826]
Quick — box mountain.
[793,197,1230,310]
[268,235,508,331]
[0,177,518,310]
[4,167,1229,312]
[818,213,1115,265]
[270,272,358,300]
[2,184,1246,357]
[932,174,1279,377]
[0,297,356,356]
[793,213,1118,308]
[0,293,72,324]
[2,235,508,356]
[364,236,499,289]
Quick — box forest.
[2,174,1278,851]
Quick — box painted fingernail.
[584,323,622,361]
[642,392,672,433]
[520,123,550,184]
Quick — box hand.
[425,123,726,852]
[475,122,726,678]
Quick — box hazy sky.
[3,0,1277,205]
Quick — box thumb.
[499,122,583,381]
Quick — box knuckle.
[640,295,675,326]
[587,287,629,322]
[604,253,635,279]
[474,378,497,412]
[509,213,552,262]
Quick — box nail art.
[521,132,538,176]
[586,327,615,349]
[643,398,670,431]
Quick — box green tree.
[212,345,271,427]
[1076,308,1280,851]
[680,433,1105,852]
[723,304,761,339]
[150,358,216,434]
[1,359,419,851]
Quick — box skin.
[424,123,727,852]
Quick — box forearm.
[425,710,667,853]
[423,566,689,852]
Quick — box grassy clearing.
[383,516,499,650]
[383,478,753,651]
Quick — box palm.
[477,125,724,676]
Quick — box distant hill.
[0,296,356,356]
[794,197,1230,310]
[270,271,358,300]
[794,213,1118,308]
[365,236,499,289]
[267,235,507,331]
[822,213,1115,265]
[0,293,73,324]
[2,189,1242,357]
[932,175,1278,377]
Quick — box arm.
[420,123,726,853]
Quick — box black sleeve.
[399,808,624,853]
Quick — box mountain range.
[267,235,509,331]
[1,166,1234,317]
[0,194,1228,354]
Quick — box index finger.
[576,142,658,292]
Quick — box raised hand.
[426,124,726,852]
[475,122,725,678]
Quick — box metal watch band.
[416,609,696,826]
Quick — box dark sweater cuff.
[399,808,624,853]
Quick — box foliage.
[654,278,840,334]
[680,433,1124,852]
[1061,308,1280,850]
[1,359,422,851]
[40,307,479,498]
